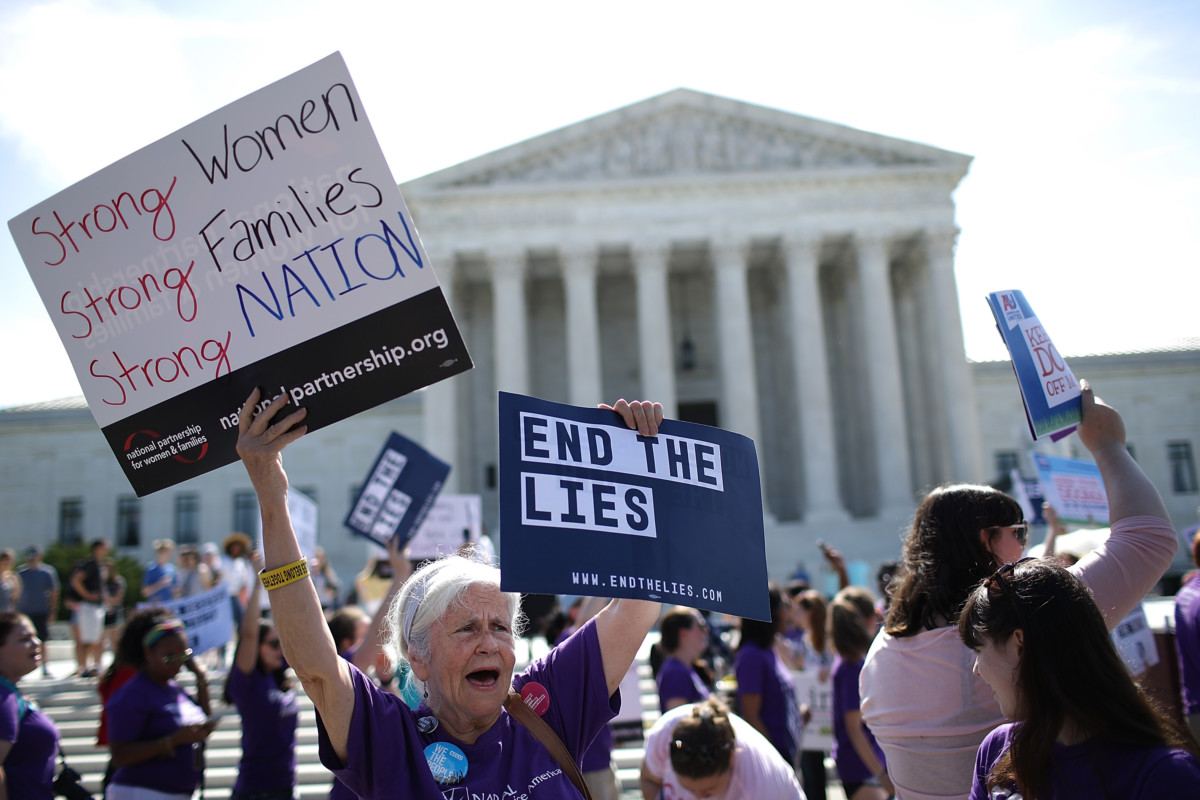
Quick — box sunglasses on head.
[984,557,1036,625]
[161,648,193,665]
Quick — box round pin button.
[520,681,550,716]
[416,715,439,735]
[425,741,468,785]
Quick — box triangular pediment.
[407,89,970,191]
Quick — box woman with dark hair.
[735,583,802,767]
[105,609,216,800]
[829,587,890,800]
[960,558,1200,797]
[639,697,803,799]
[656,606,712,713]
[0,611,59,799]
[859,383,1178,800]
[223,552,300,800]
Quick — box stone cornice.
[405,89,971,195]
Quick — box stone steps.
[27,639,664,798]
[30,637,844,799]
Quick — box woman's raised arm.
[235,389,356,760]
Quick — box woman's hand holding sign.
[601,398,663,438]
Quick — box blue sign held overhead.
[344,431,450,549]
[498,392,771,621]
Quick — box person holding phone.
[105,609,216,800]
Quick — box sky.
[1,0,1197,410]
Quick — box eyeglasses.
[263,639,282,650]
[984,557,1035,625]
[987,522,1029,546]
[161,648,193,665]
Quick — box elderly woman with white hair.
[236,389,664,799]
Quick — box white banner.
[139,585,233,655]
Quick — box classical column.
[782,236,848,521]
[927,229,986,481]
[491,249,529,396]
[423,252,460,489]
[857,232,914,513]
[632,243,677,417]
[560,245,603,407]
[711,240,764,449]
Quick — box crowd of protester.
[4,383,1200,798]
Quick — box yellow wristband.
[259,557,310,591]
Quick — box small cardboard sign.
[7,52,470,495]
[986,290,1081,441]
[344,431,450,549]
[497,392,770,621]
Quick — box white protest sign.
[257,488,317,609]
[139,585,233,656]
[406,494,483,560]
[792,669,834,752]
[1033,453,1109,525]
[1111,603,1159,677]
[8,52,470,496]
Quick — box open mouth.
[466,669,500,688]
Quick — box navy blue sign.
[498,393,770,621]
[344,431,450,548]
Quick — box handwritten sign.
[986,290,1080,441]
[406,494,483,560]
[498,393,770,621]
[344,431,450,549]
[1032,453,1109,525]
[7,53,471,496]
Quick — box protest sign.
[1008,469,1047,527]
[1111,603,1159,677]
[1032,453,1109,525]
[257,487,318,559]
[344,431,450,549]
[407,494,483,560]
[498,392,770,621]
[138,585,232,656]
[792,670,834,752]
[8,52,470,496]
[986,290,1081,441]
[611,662,645,744]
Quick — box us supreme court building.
[4,90,1198,585]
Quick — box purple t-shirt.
[317,617,619,799]
[735,641,800,763]
[1174,576,1200,715]
[227,666,301,793]
[0,681,59,800]
[656,656,710,714]
[553,627,614,774]
[831,655,883,783]
[108,671,209,794]
[970,722,1200,799]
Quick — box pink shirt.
[643,703,804,800]
[860,515,1177,800]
